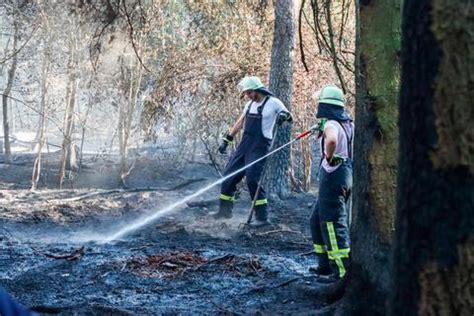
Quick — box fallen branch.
[290,241,310,247]
[130,243,155,251]
[247,277,301,293]
[271,277,301,289]
[299,250,316,256]
[31,246,85,261]
[129,251,206,278]
[121,261,127,271]
[186,199,219,208]
[58,189,122,202]
[192,254,235,272]
[248,257,262,273]
[164,178,207,191]
[178,254,234,277]
[52,187,162,203]
[255,228,301,236]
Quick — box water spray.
[101,127,317,243]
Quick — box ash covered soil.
[0,153,337,315]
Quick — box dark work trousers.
[219,99,271,221]
[310,160,352,278]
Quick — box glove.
[276,111,293,125]
[309,118,327,136]
[326,154,344,166]
[218,134,234,154]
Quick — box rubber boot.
[211,200,233,219]
[315,257,350,283]
[250,204,270,226]
[309,253,331,275]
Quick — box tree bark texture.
[390,1,474,315]
[2,21,19,163]
[265,0,295,199]
[345,0,400,314]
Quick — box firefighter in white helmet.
[309,85,354,282]
[211,76,292,226]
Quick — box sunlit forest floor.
[0,153,336,314]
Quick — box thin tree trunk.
[118,27,145,187]
[58,38,78,188]
[265,0,295,199]
[118,98,127,187]
[390,1,474,315]
[342,0,401,314]
[2,21,19,163]
[77,77,95,172]
[301,138,312,191]
[31,37,52,190]
[78,100,92,172]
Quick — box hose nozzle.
[309,124,320,133]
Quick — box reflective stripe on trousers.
[309,160,352,278]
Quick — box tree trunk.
[390,1,474,315]
[31,37,52,190]
[78,82,94,172]
[118,58,143,188]
[58,39,78,188]
[265,0,295,199]
[343,0,400,314]
[2,21,18,163]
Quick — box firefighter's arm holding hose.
[218,113,245,154]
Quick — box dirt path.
[0,156,335,315]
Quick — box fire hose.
[245,125,318,224]
[103,125,319,242]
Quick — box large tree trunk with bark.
[390,1,474,315]
[265,0,295,199]
[342,0,400,314]
[2,21,19,163]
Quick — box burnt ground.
[0,153,343,315]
